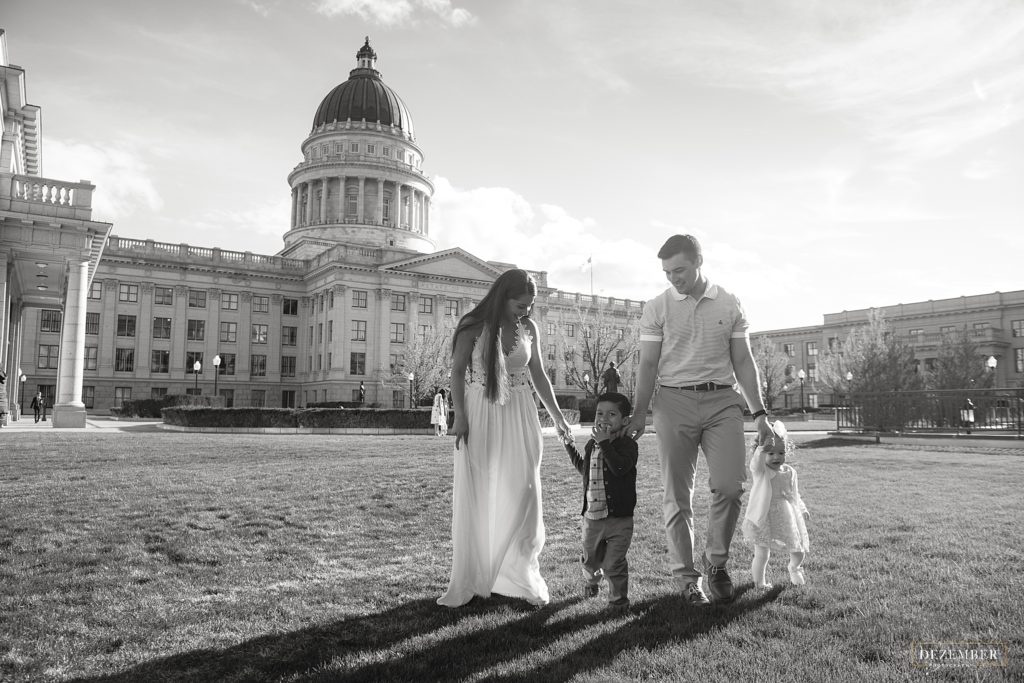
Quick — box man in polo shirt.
[627,234,774,606]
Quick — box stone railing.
[1,173,95,220]
[105,237,307,271]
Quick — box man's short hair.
[596,392,632,417]
[657,234,702,261]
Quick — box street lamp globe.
[192,361,202,392]
[986,356,997,371]
[846,371,853,381]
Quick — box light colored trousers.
[581,515,634,603]
[653,387,747,585]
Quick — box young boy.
[562,392,639,611]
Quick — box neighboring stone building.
[753,290,1024,409]
[9,36,642,418]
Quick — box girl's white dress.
[430,393,447,426]
[438,321,550,607]
[742,454,809,552]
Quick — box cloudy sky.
[5,0,1024,330]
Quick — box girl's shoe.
[753,582,773,590]
[788,566,806,585]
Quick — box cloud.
[429,177,662,300]
[315,0,474,27]
[44,139,163,221]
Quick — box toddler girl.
[742,421,809,588]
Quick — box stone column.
[395,183,405,228]
[319,178,328,223]
[291,186,298,227]
[377,178,385,226]
[338,175,346,219]
[52,260,90,427]
[357,177,365,223]
[303,182,313,225]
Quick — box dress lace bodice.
[466,321,534,400]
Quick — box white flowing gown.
[437,322,550,607]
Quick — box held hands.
[754,414,775,448]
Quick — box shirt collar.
[668,280,719,302]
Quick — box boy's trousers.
[581,515,634,603]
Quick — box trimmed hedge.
[539,408,581,427]
[115,394,224,418]
[555,394,579,410]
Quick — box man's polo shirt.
[639,282,749,387]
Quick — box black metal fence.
[835,388,1024,437]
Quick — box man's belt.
[662,382,733,392]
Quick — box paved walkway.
[1,416,162,433]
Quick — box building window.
[390,323,405,343]
[328,320,334,342]
[188,289,207,308]
[151,387,168,400]
[316,354,323,371]
[327,352,332,368]
[1012,321,1024,338]
[115,348,135,372]
[86,313,100,335]
[785,364,795,377]
[38,344,59,369]
[389,353,402,373]
[347,194,357,216]
[419,296,433,314]
[940,325,956,335]
[309,325,314,346]
[784,343,795,357]
[82,386,95,409]
[251,389,266,407]
[251,354,267,377]
[547,344,556,361]
[187,319,205,342]
[281,356,296,377]
[282,298,298,315]
[318,294,325,312]
[446,300,460,317]
[154,286,173,305]
[566,324,576,338]
[1016,348,1024,373]
[151,350,170,374]
[350,142,359,153]
[328,290,335,308]
[806,341,818,356]
[352,320,367,341]
[418,324,431,341]
[808,363,818,381]
[252,295,270,313]
[113,387,132,407]
[281,390,296,408]
[350,352,366,375]
[908,328,923,340]
[118,283,139,303]
[367,143,376,154]
[352,290,368,308]
[392,390,404,408]
[547,367,557,385]
[583,326,592,339]
[152,317,172,339]
[383,146,391,157]
[221,292,239,310]
[88,281,103,300]
[392,294,407,311]
[317,323,323,343]
[85,346,98,370]
[282,326,297,346]
[218,353,236,375]
[252,324,268,344]
[186,351,204,373]
[40,309,62,333]
[117,315,137,337]
[220,321,237,343]
[547,322,557,336]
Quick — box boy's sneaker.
[788,566,806,586]
[607,598,630,614]
[682,582,710,606]
[583,583,600,598]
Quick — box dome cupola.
[311,37,415,140]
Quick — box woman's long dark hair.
[452,268,537,402]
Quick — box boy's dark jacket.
[564,434,638,517]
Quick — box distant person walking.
[31,391,43,423]
[960,398,976,434]
[0,370,8,428]
[431,388,449,437]
[627,234,775,606]
[601,362,621,394]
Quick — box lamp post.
[193,361,202,392]
[987,355,997,384]
[583,372,590,398]
[19,371,26,419]
[797,369,806,412]
[212,354,222,398]
[838,371,853,432]
[408,371,415,408]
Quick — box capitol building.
[2,35,642,425]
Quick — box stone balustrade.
[105,236,307,271]
[1,173,95,220]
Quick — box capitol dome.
[311,38,415,139]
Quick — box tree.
[377,314,458,405]
[835,309,923,394]
[751,336,788,412]
[553,301,640,399]
[926,327,995,390]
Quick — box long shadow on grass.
[71,588,779,682]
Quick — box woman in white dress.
[431,389,449,436]
[438,269,571,608]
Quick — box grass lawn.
[1,429,1021,682]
